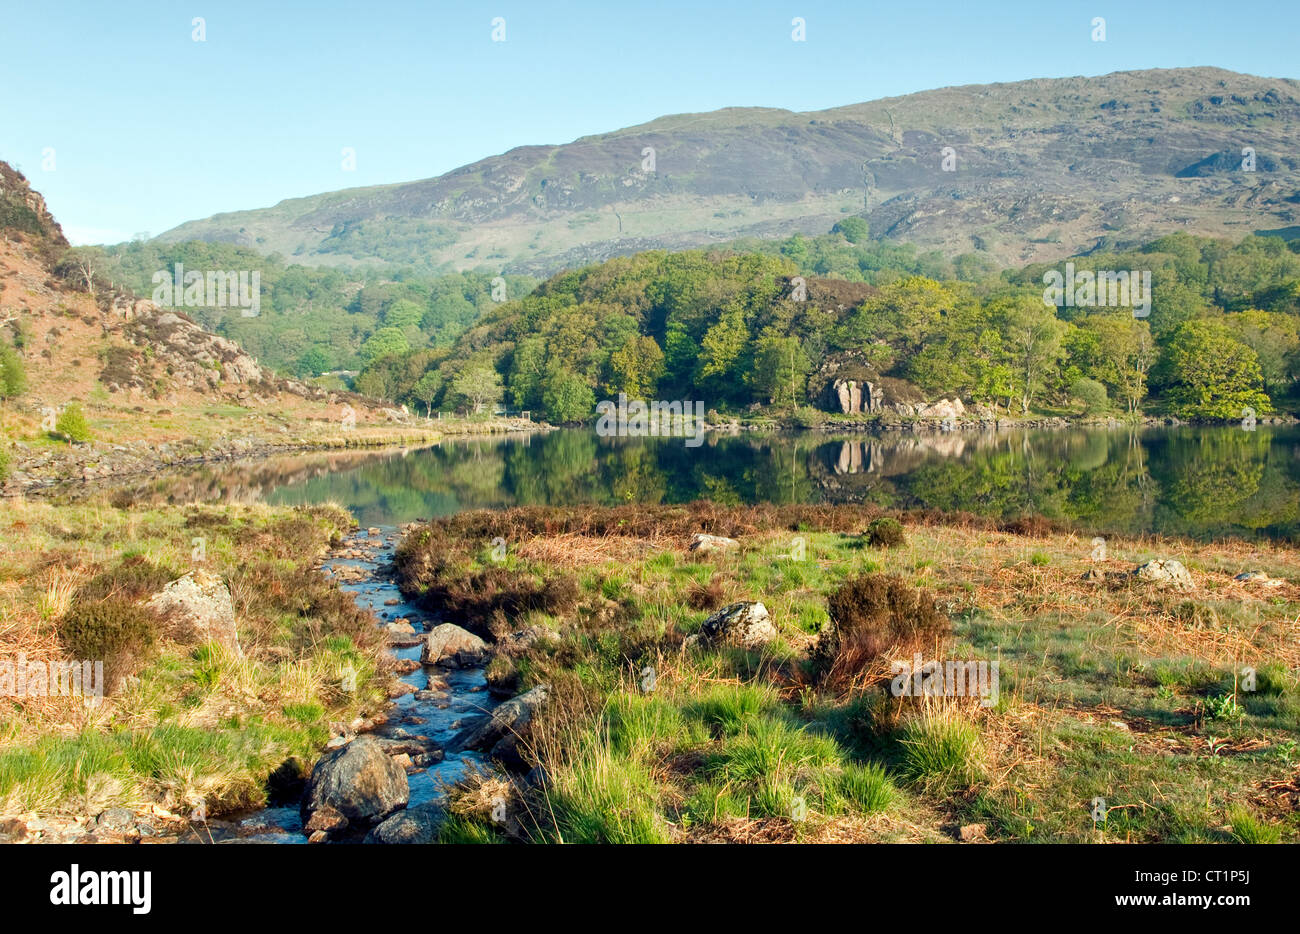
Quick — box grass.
[0,498,388,821]
[399,503,1300,844]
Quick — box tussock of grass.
[899,705,986,794]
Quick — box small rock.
[1235,570,1283,587]
[689,532,739,553]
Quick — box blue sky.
[2,0,1297,244]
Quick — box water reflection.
[81,426,1300,542]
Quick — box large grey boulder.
[366,801,446,844]
[301,736,408,838]
[420,623,489,668]
[699,601,777,648]
[146,569,241,655]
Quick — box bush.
[815,574,950,688]
[865,516,906,548]
[0,345,27,399]
[1070,377,1108,414]
[58,597,159,693]
[55,403,91,443]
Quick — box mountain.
[157,67,1300,275]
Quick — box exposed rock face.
[1131,559,1194,591]
[811,351,929,415]
[366,801,446,844]
[452,684,550,762]
[689,533,739,553]
[301,736,408,838]
[420,623,489,667]
[146,569,241,654]
[699,601,778,648]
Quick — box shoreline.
[2,417,553,497]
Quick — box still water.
[99,425,1300,543]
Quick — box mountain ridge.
[156,67,1300,274]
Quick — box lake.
[96,424,1300,543]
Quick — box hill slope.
[0,162,451,491]
[157,67,1300,274]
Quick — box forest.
[357,227,1300,423]
[63,226,1300,424]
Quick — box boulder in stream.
[420,623,489,667]
[452,683,550,758]
[301,736,408,839]
[366,801,446,844]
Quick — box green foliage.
[831,216,870,244]
[542,368,596,424]
[451,365,504,414]
[0,344,27,399]
[55,403,91,443]
[1158,320,1271,420]
[1070,377,1109,414]
[94,239,537,374]
[359,326,410,365]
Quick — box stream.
[204,525,490,843]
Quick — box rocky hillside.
[0,163,444,491]
[157,68,1300,274]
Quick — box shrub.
[55,403,91,443]
[686,574,725,610]
[58,597,159,693]
[1070,377,1109,414]
[815,574,950,688]
[865,516,906,548]
[0,344,27,399]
